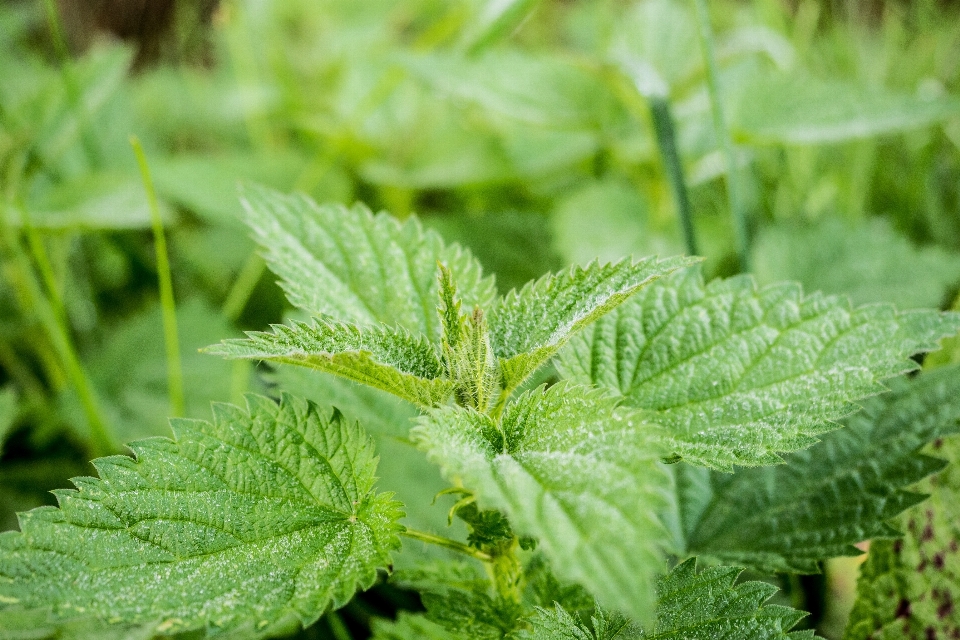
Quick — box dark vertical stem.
[649,96,698,256]
[692,0,750,271]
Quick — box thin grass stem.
[131,136,184,417]
[222,253,265,322]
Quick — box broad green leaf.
[239,185,495,341]
[151,151,349,227]
[389,561,521,640]
[670,363,960,573]
[521,559,814,639]
[550,179,683,268]
[0,394,403,637]
[461,0,543,53]
[265,366,455,560]
[489,257,696,393]
[753,218,960,309]
[371,612,451,640]
[412,383,669,624]
[733,73,960,145]
[207,318,453,408]
[16,172,171,231]
[405,51,622,130]
[519,604,641,639]
[558,268,960,470]
[845,435,960,638]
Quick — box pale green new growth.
[673,363,960,573]
[489,257,697,393]
[522,559,814,639]
[412,383,669,624]
[238,184,496,341]
[0,394,403,637]
[558,268,960,470]
[206,319,453,408]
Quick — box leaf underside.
[558,268,960,470]
[673,363,960,573]
[0,394,403,637]
[239,184,496,342]
[207,319,453,408]
[412,383,669,625]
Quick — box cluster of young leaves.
[1,186,959,638]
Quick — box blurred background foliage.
[2,0,960,637]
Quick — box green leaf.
[412,383,669,624]
[752,218,960,310]
[519,604,640,640]
[489,257,696,393]
[390,561,521,640]
[653,559,814,639]
[521,559,814,639]
[0,394,403,637]
[845,422,960,638]
[207,318,453,408]
[732,73,960,144]
[669,363,960,573]
[239,185,495,341]
[558,268,960,470]
[371,612,452,640]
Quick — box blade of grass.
[325,611,352,640]
[130,136,184,418]
[692,0,749,271]
[0,154,115,456]
[222,252,265,322]
[0,212,116,456]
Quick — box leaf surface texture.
[0,394,403,636]
[558,269,960,469]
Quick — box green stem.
[131,137,184,418]
[400,528,492,562]
[649,96,698,256]
[222,252,265,322]
[692,0,749,271]
[325,611,351,640]
[0,209,116,456]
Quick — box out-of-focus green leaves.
[732,74,960,145]
[753,218,960,309]
[59,299,252,444]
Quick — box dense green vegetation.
[2,0,960,638]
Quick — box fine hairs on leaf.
[669,362,960,573]
[3,186,960,639]
[0,394,403,636]
[558,267,960,470]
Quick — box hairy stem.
[692,0,749,271]
[649,96,698,256]
[131,136,184,418]
[400,528,492,562]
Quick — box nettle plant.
[3,185,960,639]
